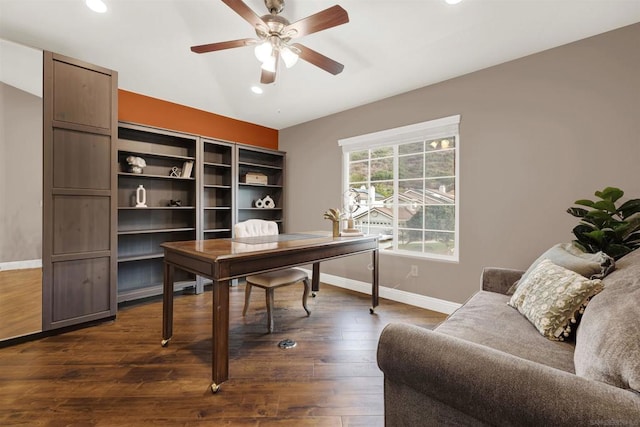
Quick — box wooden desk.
[161,233,379,392]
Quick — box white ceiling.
[1,0,639,130]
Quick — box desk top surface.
[161,233,378,261]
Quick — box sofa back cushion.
[574,249,640,393]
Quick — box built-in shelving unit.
[236,145,286,231]
[116,123,199,302]
[115,123,286,302]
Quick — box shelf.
[204,184,232,189]
[118,253,164,262]
[238,161,282,170]
[118,148,195,162]
[204,207,232,210]
[204,228,232,233]
[204,161,231,168]
[118,172,195,180]
[118,227,196,235]
[118,206,195,210]
[238,207,282,211]
[238,183,282,188]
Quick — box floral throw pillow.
[508,259,604,341]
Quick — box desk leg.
[370,249,379,314]
[210,279,230,393]
[161,262,174,347]
[311,262,320,297]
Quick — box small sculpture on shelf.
[169,199,182,207]
[254,195,275,208]
[169,166,182,177]
[135,185,147,208]
[126,155,146,174]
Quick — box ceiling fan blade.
[191,38,256,54]
[292,43,344,75]
[284,5,349,39]
[222,0,268,31]
[260,68,276,84]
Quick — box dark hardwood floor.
[0,282,446,426]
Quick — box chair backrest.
[234,219,279,238]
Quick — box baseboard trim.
[0,259,42,271]
[300,269,461,315]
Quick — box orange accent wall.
[118,89,278,150]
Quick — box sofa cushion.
[575,249,640,393]
[508,242,614,295]
[435,290,576,373]
[508,259,604,341]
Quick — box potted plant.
[567,187,640,260]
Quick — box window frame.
[338,115,460,262]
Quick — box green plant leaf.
[566,207,588,218]
[595,187,624,202]
[592,200,617,213]
[574,199,595,207]
[606,244,631,260]
[585,230,605,244]
[618,199,640,219]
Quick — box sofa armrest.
[481,267,524,294]
[377,323,640,426]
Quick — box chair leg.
[302,278,311,316]
[266,288,275,333]
[243,282,252,316]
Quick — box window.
[339,115,460,261]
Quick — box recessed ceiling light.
[86,0,107,13]
[251,86,263,95]
[446,0,462,4]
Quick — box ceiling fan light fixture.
[261,55,277,72]
[280,46,299,68]
[254,40,273,63]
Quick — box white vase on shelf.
[135,185,147,208]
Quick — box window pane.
[425,150,454,177]
[399,141,424,155]
[397,228,424,253]
[371,158,393,182]
[425,177,455,199]
[375,180,394,201]
[426,137,456,152]
[371,147,393,159]
[424,205,455,231]
[399,153,423,179]
[350,150,369,161]
[424,231,455,256]
[349,160,369,183]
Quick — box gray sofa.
[377,248,640,426]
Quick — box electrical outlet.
[410,265,418,277]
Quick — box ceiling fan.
[191,0,349,84]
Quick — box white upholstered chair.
[234,219,311,333]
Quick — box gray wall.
[279,23,640,304]
[0,82,43,262]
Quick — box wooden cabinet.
[116,123,198,302]
[236,146,286,231]
[43,52,118,330]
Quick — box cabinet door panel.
[52,257,110,322]
[53,60,112,129]
[53,129,111,189]
[52,195,111,254]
